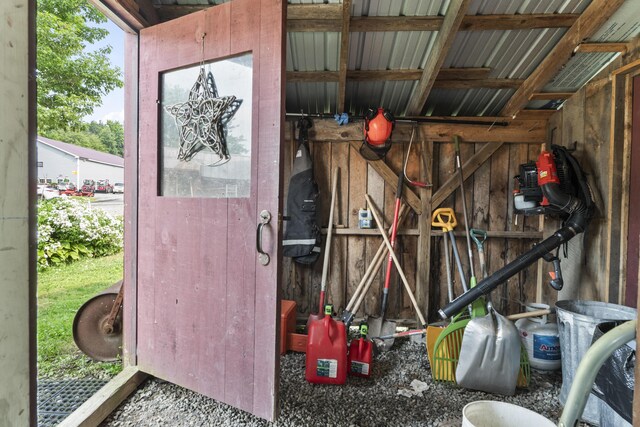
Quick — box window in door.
[159,53,253,198]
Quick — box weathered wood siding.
[281,122,544,322]
[549,37,640,306]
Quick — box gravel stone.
[101,340,568,426]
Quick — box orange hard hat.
[364,107,395,146]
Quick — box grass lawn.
[38,253,124,379]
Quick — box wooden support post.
[416,137,433,321]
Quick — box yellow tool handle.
[431,208,457,232]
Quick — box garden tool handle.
[431,208,457,232]
[470,228,487,247]
[506,309,553,320]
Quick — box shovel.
[365,194,427,351]
[367,174,404,350]
[455,308,546,395]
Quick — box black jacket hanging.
[282,118,321,264]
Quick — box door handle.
[256,210,271,266]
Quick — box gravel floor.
[101,339,569,426]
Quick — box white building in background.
[37,136,124,187]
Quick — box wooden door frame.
[625,72,640,308]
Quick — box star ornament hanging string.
[164,34,242,165]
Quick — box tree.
[44,129,108,153]
[42,120,125,157]
[37,0,123,132]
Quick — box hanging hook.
[200,32,207,66]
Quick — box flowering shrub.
[38,197,123,270]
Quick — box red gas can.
[305,305,347,385]
[348,323,373,378]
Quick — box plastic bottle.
[305,304,347,384]
[348,323,373,378]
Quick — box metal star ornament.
[165,67,242,165]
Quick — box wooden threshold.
[58,366,148,427]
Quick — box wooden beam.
[433,78,524,89]
[291,13,580,33]
[528,92,575,100]
[349,16,441,32]
[286,119,547,144]
[287,3,342,20]
[156,4,579,31]
[405,0,471,116]
[337,0,351,113]
[348,141,422,214]
[287,19,342,32]
[438,67,491,80]
[574,42,628,54]
[88,0,143,32]
[500,0,626,117]
[460,13,579,31]
[91,0,158,30]
[431,142,504,208]
[287,71,339,83]
[287,68,492,83]
[416,137,433,321]
[58,367,148,427]
[325,228,542,239]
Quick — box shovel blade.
[368,315,396,352]
[455,311,521,395]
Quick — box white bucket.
[462,401,555,427]
[515,304,561,371]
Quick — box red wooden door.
[135,1,284,420]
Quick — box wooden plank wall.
[281,124,544,323]
[549,36,640,305]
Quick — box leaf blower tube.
[438,149,592,320]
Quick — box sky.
[84,19,125,124]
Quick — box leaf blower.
[439,145,595,319]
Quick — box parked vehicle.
[112,182,124,194]
[80,179,95,197]
[37,184,60,200]
[96,179,114,193]
[58,182,77,195]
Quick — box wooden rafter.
[90,0,158,31]
[156,4,580,32]
[287,68,491,83]
[500,0,626,118]
[405,0,471,116]
[337,0,352,113]
[574,42,629,54]
[433,78,524,89]
[459,13,579,31]
[528,92,575,100]
[287,3,342,20]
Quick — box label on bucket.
[350,361,370,375]
[533,334,561,360]
[316,359,338,378]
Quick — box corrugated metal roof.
[38,137,124,167]
[154,0,638,117]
